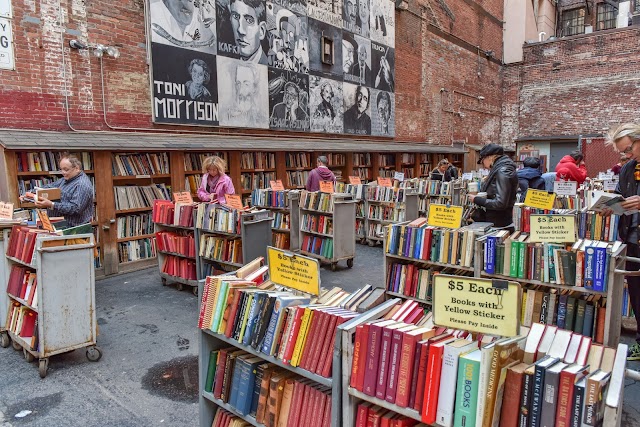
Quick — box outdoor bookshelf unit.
[155,221,198,296]
[0,226,12,347]
[3,232,101,377]
[365,184,419,247]
[251,190,301,252]
[299,192,356,271]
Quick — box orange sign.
[377,177,392,187]
[224,194,244,210]
[348,176,362,185]
[319,181,334,193]
[270,180,285,191]
[37,209,55,232]
[173,191,193,204]
[0,202,13,220]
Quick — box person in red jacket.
[555,150,588,184]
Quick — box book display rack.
[2,228,101,377]
[352,153,373,182]
[284,152,313,190]
[377,154,396,178]
[0,225,13,348]
[250,189,301,251]
[337,183,366,243]
[299,191,356,271]
[364,184,419,247]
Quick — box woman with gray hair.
[186,58,213,102]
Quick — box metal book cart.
[298,192,356,271]
[253,191,301,252]
[0,226,13,348]
[155,221,199,296]
[4,233,101,378]
[364,184,419,247]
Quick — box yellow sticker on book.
[529,214,576,243]
[523,189,556,210]
[433,274,521,337]
[426,204,463,229]
[267,246,320,296]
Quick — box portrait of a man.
[314,82,336,120]
[229,0,268,64]
[186,58,213,101]
[372,42,395,92]
[150,0,216,52]
[267,4,309,73]
[344,84,371,135]
[371,88,394,136]
[357,0,369,37]
[342,39,355,74]
[218,57,268,128]
[376,90,391,134]
[309,76,343,133]
[370,0,394,46]
[270,82,309,126]
[349,44,371,86]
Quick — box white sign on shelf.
[598,172,614,181]
[603,180,618,191]
[393,171,405,182]
[0,17,14,70]
[462,172,473,180]
[553,181,577,196]
[0,0,11,18]
[479,168,490,176]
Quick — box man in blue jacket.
[517,157,546,196]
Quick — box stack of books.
[250,189,291,209]
[199,235,243,265]
[301,214,333,235]
[196,204,241,235]
[6,301,38,350]
[161,255,196,280]
[155,231,196,258]
[111,153,170,176]
[6,226,52,264]
[6,265,38,306]
[356,402,426,426]
[118,238,157,263]
[117,213,153,239]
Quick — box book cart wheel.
[161,277,168,286]
[175,283,184,292]
[368,240,375,247]
[12,340,21,351]
[23,348,35,363]
[86,346,103,362]
[38,358,49,378]
[192,286,198,297]
[347,258,354,268]
[0,332,10,348]
[331,262,338,271]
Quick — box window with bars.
[597,3,617,30]
[560,7,586,36]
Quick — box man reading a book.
[605,123,640,361]
[25,154,94,227]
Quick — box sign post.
[267,247,320,296]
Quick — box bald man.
[348,44,370,86]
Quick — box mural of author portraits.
[148,0,395,136]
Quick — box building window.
[560,8,586,36]
[597,3,617,30]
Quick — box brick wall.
[501,27,640,146]
[0,0,504,146]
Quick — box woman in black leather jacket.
[468,144,518,231]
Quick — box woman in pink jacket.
[197,156,235,204]
[555,150,588,184]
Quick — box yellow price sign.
[433,274,521,337]
[267,246,320,296]
[426,204,463,229]
[529,214,576,243]
[523,189,556,210]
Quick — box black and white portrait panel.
[217,56,269,128]
[308,19,342,78]
[370,89,394,136]
[270,0,307,17]
[307,0,342,27]
[371,41,394,92]
[369,0,394,47]
[268,69,310,131]
[343,82,371,135]
[216,0,269,63]
[151,43,219,125]
[342,33,370,87]
[343,0,369,37]
[266,2,309,73]
[150,0,217,54]
[309,76,343,133]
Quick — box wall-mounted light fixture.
[395,0,409,10]
[69,39,120,59]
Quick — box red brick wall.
[501,27,640,146]
[0,0,504,146]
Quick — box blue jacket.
[517,167,546,193]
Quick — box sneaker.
[627,342,640,361]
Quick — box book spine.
[529,366,546,427]
[363,323,383,396]
[375,326,395,399]
[351,324,366,389]
[454,357,479,427]
[385,329,405,403]
[518,371,534,427]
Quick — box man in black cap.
[468,143,518,231]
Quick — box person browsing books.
[467,144,518,232]
[555,150,588,184]
[430,159,452,182]
[197,156,235,204]
[604,123,640,361]
[517,157,545,195]
[306,156,336,192]
[21,154,94,227]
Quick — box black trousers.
[625,243,640,344]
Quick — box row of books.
[16,151,93,172]
[379,169,396,178]
[155,231,196,258]
[17,177,56,194]
[386,219,487,268]
[419,164,430,176]
[272,233,290,249]
[356,219,365,238]
[6,226,53,264]
[300,191,333,213]
[199,235,243,265]
[401,167,415,179]
[368,205,405,223]
[250,189,292,209]
[285,152,312,169]
[366,186,404,203]
[185,175,200,195]
[301,235,333,259]
[379,154,395,167]
[320,153,346,167]
[356,402,424,427]
[152,200,197,228]
[336,183,365,200]
[417,196,456,213]
[353,153,372,166]
[111,153,170,176]
[241,152,276,170]
[207,360,331,427]
[356,202,365,217]
[161,255,197,280]
[483,232,618,291]
[117,237,157,263]
[286,170,309,188]
[367,223,385,240]
[6,302,37,349]
[353,167,372,180]
[386,262,433,302]
[622,285,635,317]
[184,152,227,172]
[196,204,241,235]
[117,213,153,239]
[241,172,276,191]
[6,265,38,307]
[271,212,290,231]
[114,184,171,211]
[301,213,333,235]
[399,153,415,164]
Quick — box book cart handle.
[38,243,95,253]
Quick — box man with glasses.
[605,123,640,360]
[344,85,371,134]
